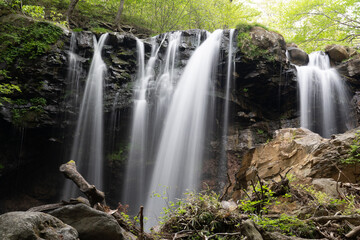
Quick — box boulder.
[49,203,123,240]
[337,57,360,79]
[250,26,287,61]
[233,127,360,195]
[0,211,78,240]
[287,47,309,66]
[325,44,349,63]
[312,178,345,199]
[241,219,263,240]
[351,92,360,126]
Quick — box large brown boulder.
[325,44,349,63]
[233,127,360,197]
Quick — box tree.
[67,0,80,23]
[121,0,259,33]
[114,0,125,31]
[267,0,360,52]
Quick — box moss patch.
[236,23,275,62]
[0,18,63,66]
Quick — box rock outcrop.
[232,127,360,198]
[0,211,78,240]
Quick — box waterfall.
[122,32,181,211]
[62,33,108,199]
[144,29,223,227]
[219,29,235,188]
[296,51,352,138]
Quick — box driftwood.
[59,160,105,207]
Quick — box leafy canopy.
[265,0,360,52]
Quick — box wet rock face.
[232,27,297,122]
[0,211,78,240]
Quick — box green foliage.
[72,27,84,32]
[0,83,21,105]
[0,83,21,95]
[253,214,317,237]
[0,164,4,170]
[49,9,68,27]
[22,5,45,19]
[9,96,47,126]
[265,0,360,52]
[342,131,360,164]
[0,21,62,66]
[30,97,46,106]
[122,0,259,34]
[90,27,109,34]
[153,188,242,236]
[296,183,349,211]
[239,182,276,214]
[108,144,129,163]
[257,129,264,135]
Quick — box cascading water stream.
[148,32,182,159]
[219,29,235,188]
[296,51,352,138]
[62,33,108,199]
[122,32,181,210]
[144,29,223,227]
[122,35,167,209]
[121,39,148,208]
[67,33,82,108]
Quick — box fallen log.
[59,160,105,207]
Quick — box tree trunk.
[114,0,125,30]
[67,0,80,23]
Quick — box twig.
[172,230,194,240]
[307,214,360,223]
[206,232,242,240]
[220,173,232,201]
